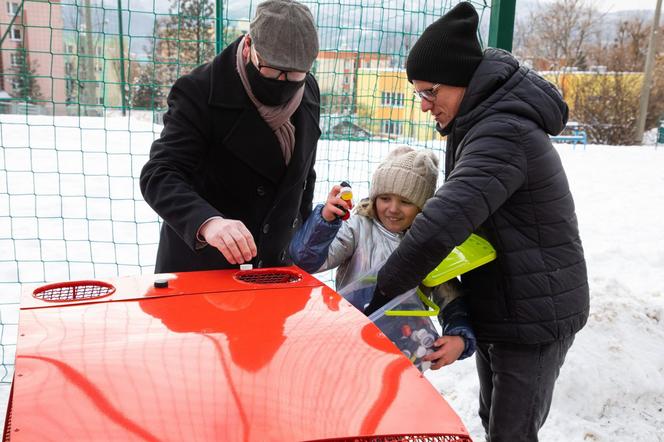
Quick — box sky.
[534,0,661,13]
[598,0,659,11]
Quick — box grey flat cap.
[250,0,319,72]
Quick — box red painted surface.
[8,267,471,441]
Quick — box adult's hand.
[200,218,257,265]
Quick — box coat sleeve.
[299,151,317,223]
[376,121,527,297]
[289,204,342,273]
[289,205,361,274]
[430,279,476,359]
[139,76,221,251]
[440,296,476,360]
[298,74,321,224]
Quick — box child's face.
[375,194,420,233]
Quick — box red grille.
[2,404,9,442]
[33,280,116,302]
[3,384,13,442]
[307,436,471,442]
[234,269,302,284]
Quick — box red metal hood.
[9,267,470,441]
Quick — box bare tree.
[574,20,664,142]
[514,3,664,144]
[516,0,604,70]
[606,18,649,72]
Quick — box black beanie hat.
[406,2,483,86]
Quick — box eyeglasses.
[251,47,308,82]
[413,84,441,102]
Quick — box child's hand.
[422,335,465,370]
[321,185,352,222]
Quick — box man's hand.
[200,218,257,265]
[422,335,465,370]
[321,185,352,222]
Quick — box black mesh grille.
[33,281,116,302]
[307,436,472,442]
[2,406,9,442]
[3,388,12,442]
[235,270,302,284]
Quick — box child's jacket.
[289,200,476,359]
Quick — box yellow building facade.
[543,71,643,114]
[355,68,440,141]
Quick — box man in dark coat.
[366,3,589,441]
[140,0,321,273]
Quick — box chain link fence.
[0,0,498,384]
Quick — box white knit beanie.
[370,146,440,210]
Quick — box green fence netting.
[0,0,497,385]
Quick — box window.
[10,52,20,66]
[6,2,20,15]
[11,77,23,92]
[9,27,21,41]
[97,96,104,105]
[381,121,403,136]
[380,91,404,108]
[96,46,103,57]
[66,44,75,54]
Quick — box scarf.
[236,36,304,165]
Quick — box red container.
[4,267,471,441]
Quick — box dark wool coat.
[377,48,589,345]
[140,38,321,273]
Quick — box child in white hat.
[290,146,475,369]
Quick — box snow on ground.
[1,113,663,440]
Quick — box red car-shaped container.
[4,267,471,441]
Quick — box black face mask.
[436,120,455,137]
[246,60,305,106]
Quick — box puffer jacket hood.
[453,48,568,138]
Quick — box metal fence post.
[117,0,127,116]
[488,0,516,51]
[216,0,224,54]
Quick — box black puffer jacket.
[377,49,589,344]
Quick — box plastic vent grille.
[2,407,10,442]
[234,269,302,284]
[3,387,12,442]
[33,281,116,302]
[307,436,471,442]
